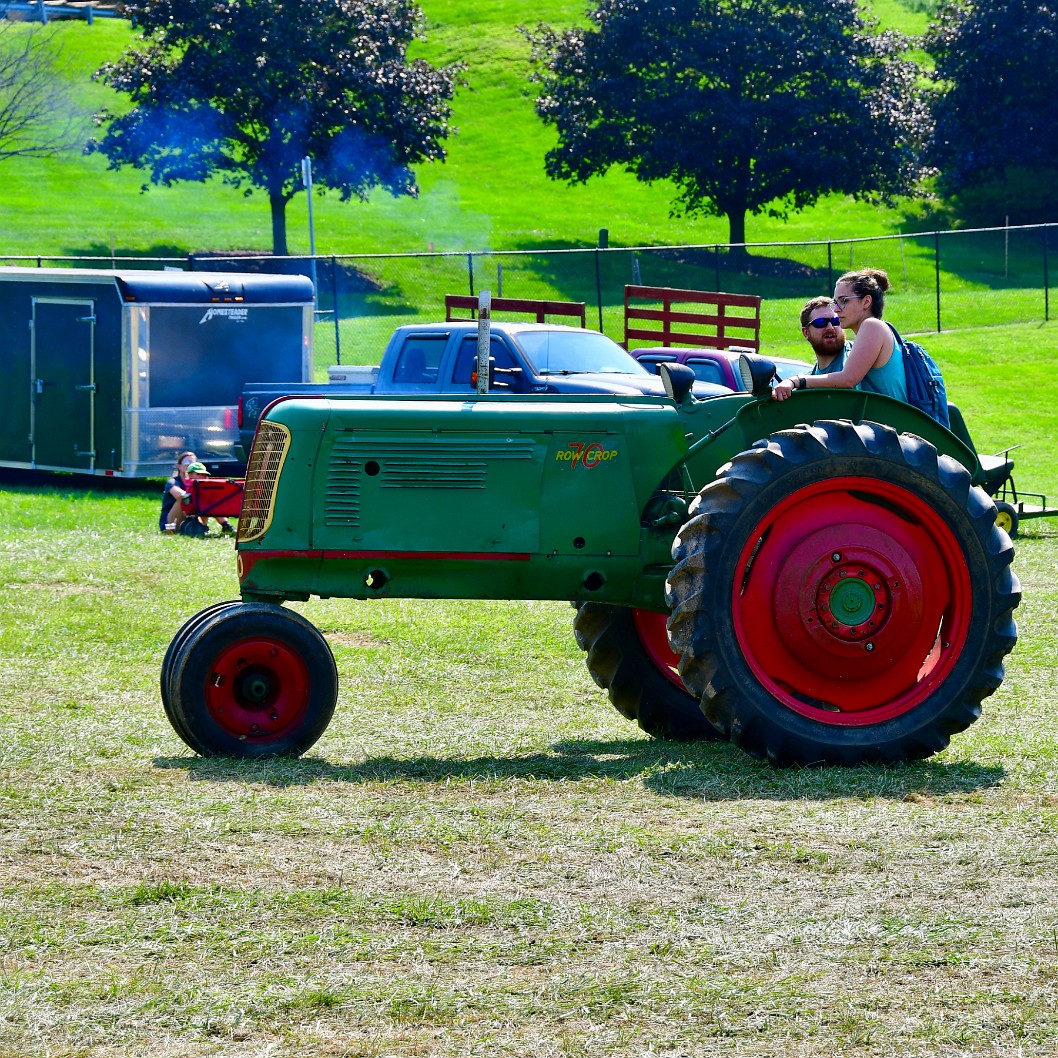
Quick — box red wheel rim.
[203,636,311,741]
[731,476,972,725]
[632,608,687,690]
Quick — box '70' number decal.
[556,442,619,469]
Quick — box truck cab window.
[685,358,726,387]
[394,336,445,384]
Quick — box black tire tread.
[573,602,722,741]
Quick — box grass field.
[0,443,1056,1056]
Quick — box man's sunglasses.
[808,316,840,329]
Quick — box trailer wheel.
[161,601,241,740]
[178,518,209,538]
[665,420,1020,767]
[573,603,723,740]
[166,603,338,758]
[994,501,1019,538]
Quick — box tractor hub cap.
[236,669,273,706]
[816,568,887,640]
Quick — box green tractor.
[161,359,1021,767]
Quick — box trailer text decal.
[556,442,618,468]
[199,307,249,324]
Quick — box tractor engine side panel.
[238,394,694,606]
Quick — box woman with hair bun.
[773,267,907,402]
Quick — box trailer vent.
[238,420,290,542]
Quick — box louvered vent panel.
[324,460,362,527]
[325,436,536,526]
[380,459,487,489]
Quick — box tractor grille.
[238,420,290,542]
[324,436,534,527]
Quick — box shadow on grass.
[154,736,1005,802]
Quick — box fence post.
[1044,228,1051,324]
[331,256,341,365]
[827,242,833,293]
[714,247,720,292]
[476,290,491,395]
[467,252,475,297]
[934,231,942,333]
[594,248,604,332]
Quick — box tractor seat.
[947,403,1016,497]
[977,452,1016,497]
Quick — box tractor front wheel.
[165,603,338,758]
[665,420,1020,767]
[161,600,241,743]
[573,603,722,741]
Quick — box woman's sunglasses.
[808,316,840,329]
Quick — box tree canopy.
[526,0,931,247]
[926,0,1058,219]
[91,0,463,254]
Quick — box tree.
[526,0,931,248]
[926,0,1058,219]
[0,21,77,163]
[90,0,463,255]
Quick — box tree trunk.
[270,192,288,256]
[727,209,747,253]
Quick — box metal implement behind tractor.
[161,359,1021,767]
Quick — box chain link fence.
[4,222,1054,369]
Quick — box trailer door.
[31,298,96,471]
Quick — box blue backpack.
[888,323,949,429]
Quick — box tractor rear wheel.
[166,603,338,758]
[665,420,1020,767]
[573,603,722,740]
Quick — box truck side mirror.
[658,362,696,404]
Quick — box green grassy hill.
[0,3,932,259]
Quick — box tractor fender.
[676,388,982,490]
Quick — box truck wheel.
[573,603,723,741]
[166,603,338,758]
[161,601,241,739]
[665,420,1020,767]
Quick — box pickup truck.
[237,319,729,459]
